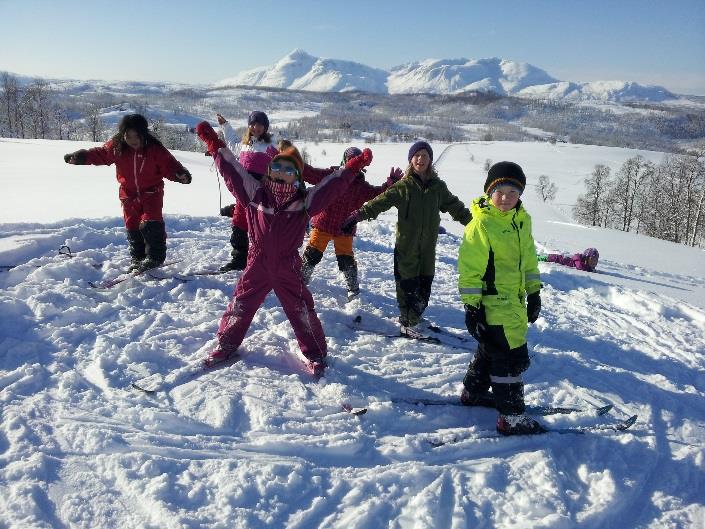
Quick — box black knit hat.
[248,110,270,131]
[484,161,526,194]
[408,140,433,162]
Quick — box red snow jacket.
[302,166,389,236]
[83,139,187,200]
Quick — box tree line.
[574,152,705,247]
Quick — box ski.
[347,321,473,351]
[428,414,638,446]
[131,353,241,394]
[393,395,613,417]
[89,259,183,289]
[341,403,368,416]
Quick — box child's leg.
[140,191,167,267]
[215,267,271,354]
[333,235,358,295]
[301,229,331,284]
[273,270,327,362]
[462,342,492,399]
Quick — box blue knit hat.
[408,141,433,162]
[342,146,362,164]
[248,111,270,131]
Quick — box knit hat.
[342,146,362,164]
[484,161,526,194]
[270,146,304,179]
[248,111,270,131]
[408,141,433,162]
[581,247,599,270]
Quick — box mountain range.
[215,49,678,103]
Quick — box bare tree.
[535,174,557,202]
[574,164,611,226]
[84,104,105,142]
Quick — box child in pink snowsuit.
[195,121,373,377]
[545,247,599,272]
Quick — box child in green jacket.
[457,161,544,435]
[342,141,471,336]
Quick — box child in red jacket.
[63,114,191,272]
[300,146,402,300]
[195,121,372,377]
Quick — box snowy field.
[1,138,704,528]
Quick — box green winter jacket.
[457,196,541,349]
[357,170,471,279]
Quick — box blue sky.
[1,0,704,94]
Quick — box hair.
[277,138,294,151]
[110,114,163,156]
[242,128,272,145]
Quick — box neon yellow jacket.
[458,196,541,309]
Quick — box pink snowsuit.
[547,253,595,272]
[212,148,359,361]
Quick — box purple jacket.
[214,148,358,264]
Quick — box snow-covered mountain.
[215,49,678,103]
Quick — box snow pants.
[120,188,164,231]
[216,254,327,362]
[394,248,434,327]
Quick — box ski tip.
[342,403,367,416]
[596,404,614,416]
[617,414,638,430]
[131,382,157,394]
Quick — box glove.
[384,166,403,188]
[175,170,192,184]
[220,204,235,217]
[195,121,226,156]
[344,148,373,174]
[527,292,541,323]
[341,211,360,235]
[464,304,487,341]
[63,150,86,165]
[216,113,227,125]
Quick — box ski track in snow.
[1,141,705,528]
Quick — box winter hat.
[342,146,362,164]
[270,146,304,179]
[248,110,270,131]
[484,161,526,194]
[581,247,599,269]
[408,140,433,162]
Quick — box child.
[457,161,544,436]
[216,111,278,271]
[63,113,191,272]
[539,247,599,272]
[341,141,471,336]
[300,146,402,300]
[194,121,373,377]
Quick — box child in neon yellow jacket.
[457,161,543,436]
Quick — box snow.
[1,138,705,528]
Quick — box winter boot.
[221,226,248,272]
[337,254,360,300]
[136,220,167,273]
[301,246,323,285]
[496,414,546,436]
[126,229,146,272]
[203,348,237,369]
[306,357,327,378]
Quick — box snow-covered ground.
[1,138,704,528]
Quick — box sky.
[1,0,704,95]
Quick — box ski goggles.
[270,162,299,176]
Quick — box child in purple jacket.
[540,247,599,272]
[195,121,373,377]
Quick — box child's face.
[411,150,431,174]
[123,129,143,150]
[490,185,521,212]
[249,122,266,138]
[269,160,299,184]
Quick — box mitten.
[195,121,226,156]
[527,292,541,323]
[464,304,487,341]
[176,170,192,184]
[64,150,86,165]
[341,211,360,235]
[345,148,373,174]
[216,113,227,125]
[220,204,235,217]
[384,166,403,188]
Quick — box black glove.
[341,211,360,235]
[64,150,87,165]
[220,204,235,217]
[527,292,541,323]
[176,170,192,184]
[464,304,487,341]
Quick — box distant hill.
[214,49,679,103]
